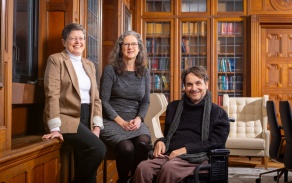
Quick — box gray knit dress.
[100,65,151,150]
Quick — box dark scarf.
[165,91,212,163]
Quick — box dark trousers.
[63,104,106,183]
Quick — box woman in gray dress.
[100,31,151,183]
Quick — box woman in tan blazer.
[42,23,106,183]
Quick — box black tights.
[115,135,151,183]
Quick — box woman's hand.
[92,126,101,137]
[119,120,135,131]
[42,131,63,141]
[153,141,166,158]
[115,116,136,131]
[128,116,142,131]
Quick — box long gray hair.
[108,31,148,76]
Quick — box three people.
[133,66,230,183]
[42,23,106,183]
[99,31,151,183]
[42,23,230,183]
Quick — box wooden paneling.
[12,83,44,104]
[260,28,292,100]
[248,0,292,14]
[102,0,119,70]
[0,139,61,183]
[251,15,292,97]
[39,0,76,77]
[251,14,292,126]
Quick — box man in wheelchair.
[133,66,230,183]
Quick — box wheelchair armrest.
[209,149,230,156]
[228,118,235,122]
[193,149,230,183]
[148,149,154,159]
[194,164,212,183]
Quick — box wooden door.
[261,27,292,107]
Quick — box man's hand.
[42,131,63,141]
[92,126,101,137]
[153,141,166,158]
[169,147,187,159]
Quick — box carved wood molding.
[251,14,292,23]
[270,0,292,11]
[266,64,282,88]
[251,15,259,22]
[288,64,292,87]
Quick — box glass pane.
[13,0,38,83]
[87,0,100,76]
[218,0,243,12]
[124,5,132,32]
[181,0,207,12]
[181,21,207,95]
[145,22,170,101]
[146,0,171,12]
[217,21,244,106]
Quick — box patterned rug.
[228,167,292,183]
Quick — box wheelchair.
[127,118,234,183]
[184,149,230,183]
[127,148,230,183]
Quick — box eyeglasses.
[122,43,138,47]
[67,37,85,42]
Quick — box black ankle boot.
[137,142,152,160]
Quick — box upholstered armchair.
[223,94,270,169]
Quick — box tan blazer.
[43,50,102,133]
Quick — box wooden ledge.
[0,137,62,171]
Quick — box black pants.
[63,104,106,183]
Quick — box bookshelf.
[136,0,247,103]
[180,20,208,96]
[216,20,245,106]
[145,21,171,101]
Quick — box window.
[13,0,38,83]
[87,0,101,78]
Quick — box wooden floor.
[229,156,284,168]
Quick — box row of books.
[148,58,169,71]
[218,75,243,90]
[182,21,206,35]
[182,38,206,54]
[150,75,169,90]
[182,38,190,53]
[146,39,170,54]
[218,58,236,72]
[146,23,170,34]
[218,22,243,36]
[181,57,206,70]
